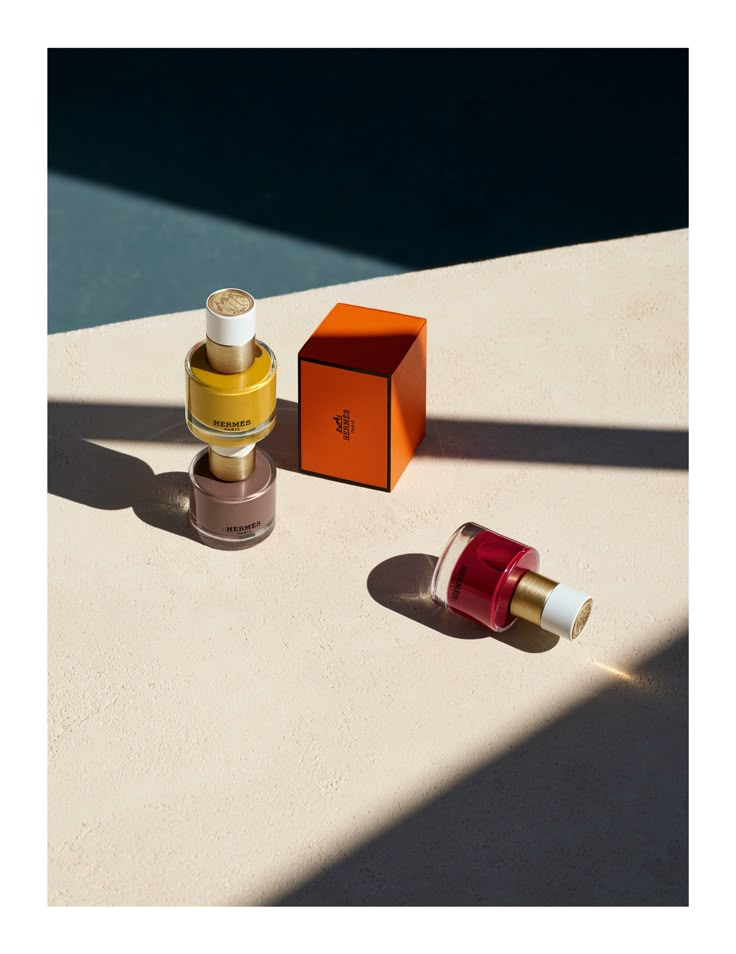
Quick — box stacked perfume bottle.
[184,289,277,550]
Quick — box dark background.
[48,48,687,332]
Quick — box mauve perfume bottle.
[188,447,276,550]
[431,522,592,640]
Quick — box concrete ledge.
[48,230,688,905]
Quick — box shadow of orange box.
[298,303,427,491]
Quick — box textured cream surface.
[48,231,688,905]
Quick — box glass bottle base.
[188,447,276,551]
[431,521,539,631]
[190,516,276,550]
[430,522,483,608]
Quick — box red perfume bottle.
[430,522,592,639]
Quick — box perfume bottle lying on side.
[431,522,592,640]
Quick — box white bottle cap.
[205,288,256,347]
[540,584,593,641]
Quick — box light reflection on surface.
[591,660,655,695]
[593,662,636,681]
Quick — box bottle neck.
[509,571,558,626]
[208,444,256,481]
[205,336,256,374]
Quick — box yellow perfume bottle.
[185,289,277,480]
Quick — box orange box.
[298,302,427,491]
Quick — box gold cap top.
[571,598,593,639]
[207,288,254,317]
